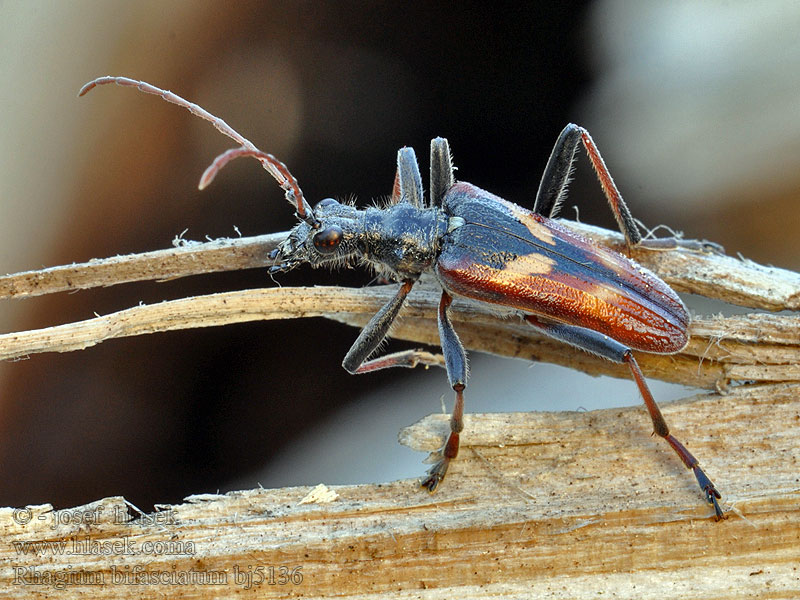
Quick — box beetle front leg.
[421,291,468,492]
[342,280,446,374]
[389,147,424,208]
[341,284,464,492]
[525,315,725,519]
[342,280,419,374]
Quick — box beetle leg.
[429,137,454,208]
[576,127,642,250]
[629,236,727,255]
[525,315,725,519]
[340,280,444,373]
[535,124,642,252]
[625,354,724,519]
[421,291,468,492]
[346,349,445,373]
[342,280,417,373]
[341,284,463,491]
[390,147,424,208]
[534,124,582,220]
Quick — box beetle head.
[199,147,365,272]
[268,198,365,273]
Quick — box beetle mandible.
[79,76,724,520]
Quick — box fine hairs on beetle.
[79,76,726,520]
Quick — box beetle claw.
[692,465,725,520]
[705,486,726,521]
[421,459,449,492]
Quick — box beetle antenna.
[78,76,316,224]
[200,147,317,226]
[79,76,256,148]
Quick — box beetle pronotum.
[80,76,725,519]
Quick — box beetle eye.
[315,198,338,210]
[312,225,343,254]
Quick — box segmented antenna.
[79,76,315,224]
[199,147,316,226]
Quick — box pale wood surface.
[2,382,798,598]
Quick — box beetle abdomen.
[436,183,689,354]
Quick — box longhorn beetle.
[80,76,724,519]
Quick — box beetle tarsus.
[421,459,449,492]
[638,237,726,255]
[693,465,725,520]
[707,489,725,521]
[421,425,460,492]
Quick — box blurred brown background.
[1,1,799,510]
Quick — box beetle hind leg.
[534,124,582,220]
[535,124,642,250]
[625,353,725,519]
[525,315,725,519]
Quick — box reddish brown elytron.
[80,76,725,519]
[435,184,689,354]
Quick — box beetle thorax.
[361,203,449,279]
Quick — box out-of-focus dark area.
[1,1,799,510]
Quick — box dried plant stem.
[2,222,799,310]
[0,233,284,300]
[1,222,799,391]
[1,211,799,599]
[1,283,798,391]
